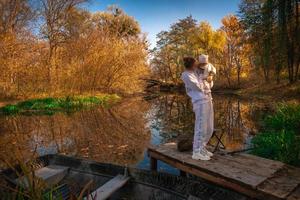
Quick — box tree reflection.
[147,94,268,151]
[146,94,194,143]
[0,94,272,169]
[0,97,150,167]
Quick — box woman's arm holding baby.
[207,63,216,88]
[183,72,205,93]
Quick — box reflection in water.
[0,93,274,170]
[213,95,264,150]
[0,97,150,167]
[146,94,270,151]
[146,95,194,144]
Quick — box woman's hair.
[183,57,196,69]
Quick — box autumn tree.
[57,6,148,94]
[221,15,249,86]
[0,0,38,95]
[92,6,141,39]
[151,16,225,83]
[0,3,149,97]
[190,22,225,69]
[151,16,197,83]
[0,0,34,34]
[239,0,300,83]
[38,0,86,91]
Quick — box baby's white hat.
[199,54,209,64]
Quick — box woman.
[195,54,216,157]
[181,56,214,161]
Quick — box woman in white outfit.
[181,56,215,161]
[195,54,216,158]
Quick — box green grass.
[264,103,300,134]
[0,94,120,115]
[250,103,300,166]
[251,130,300,166]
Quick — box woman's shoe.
[192,152,211,161]
[203,148,213,157]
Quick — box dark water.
[0,93,286,173]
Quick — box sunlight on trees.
[151,16,226,84]
[0,0,299,95]
[151,0,299,88]
[221,15,250,87]
[0,1,149,97]
[239,0,300,84]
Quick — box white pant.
[193,99,214,153]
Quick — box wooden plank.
[257,165,300,199]
[148,149,265,199]
[15,165,69,188]
[148,143,299,200]
[235,153,284,171]
[149,143,276,188]
[287,186,300,200]
[154,143,283,173]
[167,143,283,178]
[85,174,129,200]
[214,153,284,178]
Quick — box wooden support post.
[150,156,157,171]
[180,170,186,177]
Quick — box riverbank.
[149,80,300,101]
[224,83,300,101]
[0,94,120,115]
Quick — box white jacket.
[181,71,210,104]
[196,63,216,93]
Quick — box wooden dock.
[148,142,300,200]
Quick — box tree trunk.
[48,43,54,92]
[287,45,295,83]
[276,66,281,84]
[293,0,299,81]
[238,71,240,85]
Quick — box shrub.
[251,130,300,166]
[251,103,300,166]
[264,103,300,134]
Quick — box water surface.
[0,93,286,172]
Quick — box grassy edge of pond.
[0,94,121,115]
[250,103,300,167]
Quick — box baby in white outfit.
[196,55,216,95]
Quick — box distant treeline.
[151,0,300,88]
[0,1,149,98]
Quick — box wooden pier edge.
[148,143,300,200]
[148,148,267,200]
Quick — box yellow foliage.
[0,3,149,98]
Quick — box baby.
[196,54,216,94]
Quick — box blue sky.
[85,0,241,48]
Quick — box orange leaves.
[0,4,149,97]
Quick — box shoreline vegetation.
[217,83,300,101]
[250,103,300,167]
[0,94,120,115]
[146,79,300,101]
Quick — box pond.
[0,93,288,173]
